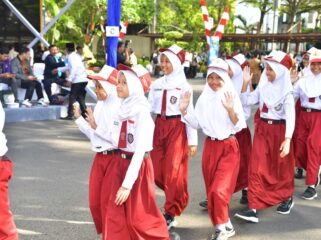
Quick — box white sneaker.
[37,98,48,106]
[22,99,32,107]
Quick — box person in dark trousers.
[61,43,88,120]
[11,47,46,107]
[0,47,19,103]
[43,45,68,104]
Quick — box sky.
[234,2,261,28]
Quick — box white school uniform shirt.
[104,70,154,190]
[226,59,251,120]
[240,61,295,139]
[293,71,321,110]
[67,52,88,84]
[0,102,8,156]
[148,51,198,146]
[75,81,120,152]
[184,68,246,140]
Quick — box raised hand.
[290,69,299,83]
[222,91,235,112]
[179,91,191,115]
[85,107,97,129]
[73,103,81,119]
[243,66,253,85]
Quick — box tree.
[235,15,257,33]
[239,0,273,34]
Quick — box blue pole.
[106,0,121,67]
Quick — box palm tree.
[235,15,257,33]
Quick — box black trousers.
[43,77,67,103]
[0,78,18,101]
[20,80,44,100]
[68,82,88,118]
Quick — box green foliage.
[164,31,184,40]
[43,0,237,57]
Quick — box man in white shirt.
[61,43,88,120]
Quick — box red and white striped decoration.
[119,21,129,40]
[200,0,212,47]
[214,6,229,40]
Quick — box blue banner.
[107,0,121,67]
[208,36,219,65]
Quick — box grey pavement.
[4,79,321,240]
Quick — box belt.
[0,155,10,161]
[301,107,321,113]
[207,135,234,141]
[156,114,181,119]
[98,149,119,155]
[260,118,286,124]
[119,151,150,160]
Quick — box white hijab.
[93,80,120,124]
[259,60,293,107]
[117,70,150,121]
[298,67,321,98]
[194,67,241,130]
[226,59,244,94]
[160,51,186,90]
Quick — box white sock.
[251,209,257,213]
[244,187,248,190]
[226,218,233,229]
[216,223,226,232]
[309,185,315,188]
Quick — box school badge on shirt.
[170,96,177,104]
[274,103,283,111]
[127,133,134,144]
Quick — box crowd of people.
[1,40,321,240]
[72,43,321,240]
[0,43,89,118]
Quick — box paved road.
[4,79,321,240]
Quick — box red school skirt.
[105,151,169,240]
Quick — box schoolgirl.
[226,54,252,203]
[105,64,169,240]
[180,58,246,240]
[235,50,295,223]
[293,49,321,200]
[74,65,120,239]
[0,101,18,240]
[148,44,198,228]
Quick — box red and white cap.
[208,58,229,72]
[117,64,151,93]
[231,53,248,69]
[309,49,321,63]
[159,44,185,64]
[88,65,118,85]
[264,50,292,70]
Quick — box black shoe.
[234,209,259,223]
[301,187,317,200]
[277,197,294,214]
[240,189,248,204]
[164,213,177,230]
[209,229,229,240]
[225,226,235,238]
[295,168,303,179]
[60,116,74,120]
[199,199,208,209]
